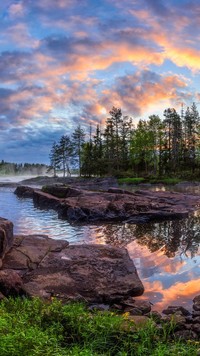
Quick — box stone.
[149,311,162,323]
[193,304,200,312]
[193,316,200,324]
[193,311,200,317]
[122,298,151,314]
[128,315,150,327]
[0,217,14,266]
[193,295,200,304]
[192,323,200,335]
[88,304,110,312]
[162,305,191,316]
[123,307,143,316]
[0,291,5,300]
[0,269,26,297]
[2,235,144,303]
[174,330,198,341]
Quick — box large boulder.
[0,217,13,268]
[2,235,144,303]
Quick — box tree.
[72,125,86,176]
[183,103,200,172]
[163,108,182,173]
[49,142,60,177]
[148,115,163,176]
[58,135,74,177]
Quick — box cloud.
[100,70,189,117]
[8,2,25,19]
[0,0,200,163]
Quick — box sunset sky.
[1,0,200,163]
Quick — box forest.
[50,103,200,179]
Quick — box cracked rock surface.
[2,234,144,302]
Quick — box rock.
[193,295,200,304]
[162,313,186,329]
[122,298,151,314]
[192,323,200,335]
[0,291,5,300]
[174,330,198,341]
[88,304,110,312]
[149,311,162,323]
[14,186,34,197]
[193,311,200,317]
[124,307,143,316]
[193,304,200,312]
[14,185,200,223]
[2,236,144,303]
[2,235,69,270]
[0,269,26,297]
[193,317,200,324]
[0,217,14,267]
[128,315,150,327]
[162,305,191,316]
[42,185,82,198]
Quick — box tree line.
[50,104,200,178]
[0,161,48,175]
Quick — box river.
[0,183,199,311]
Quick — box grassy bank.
[0,298,199,356]
[118,177,182,185]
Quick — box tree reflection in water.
[100,215,200,259]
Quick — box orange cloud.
[144,278,200,312]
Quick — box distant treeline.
[50,104,200,178]
[0,160,48,175]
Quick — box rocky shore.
[0,217,199,339]
[15,184,200,223]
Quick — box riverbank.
[0,297,199,356]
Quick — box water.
[0,186,199,311]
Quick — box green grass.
[149,178,181,185]
[118,177,146,185]
[0,298,199,356]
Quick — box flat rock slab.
[15,185,200,223]
[2,235,144,303]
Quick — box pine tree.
[49,142,60,177]
[58,135,74,177]
[72,125,86,176]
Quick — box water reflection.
[96,219,200,259]
[126,240,200,311]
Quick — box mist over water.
[0,184,199,311]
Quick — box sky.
[1,0,200,163]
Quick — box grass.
[118,177,146,185]
[149,178,181,185]
[0,298,199,356]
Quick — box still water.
[0,186,199,311]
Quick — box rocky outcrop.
[160,299,200,340]
[15,185,200,223]
[0,218,13,268]
[2,235,144,303]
